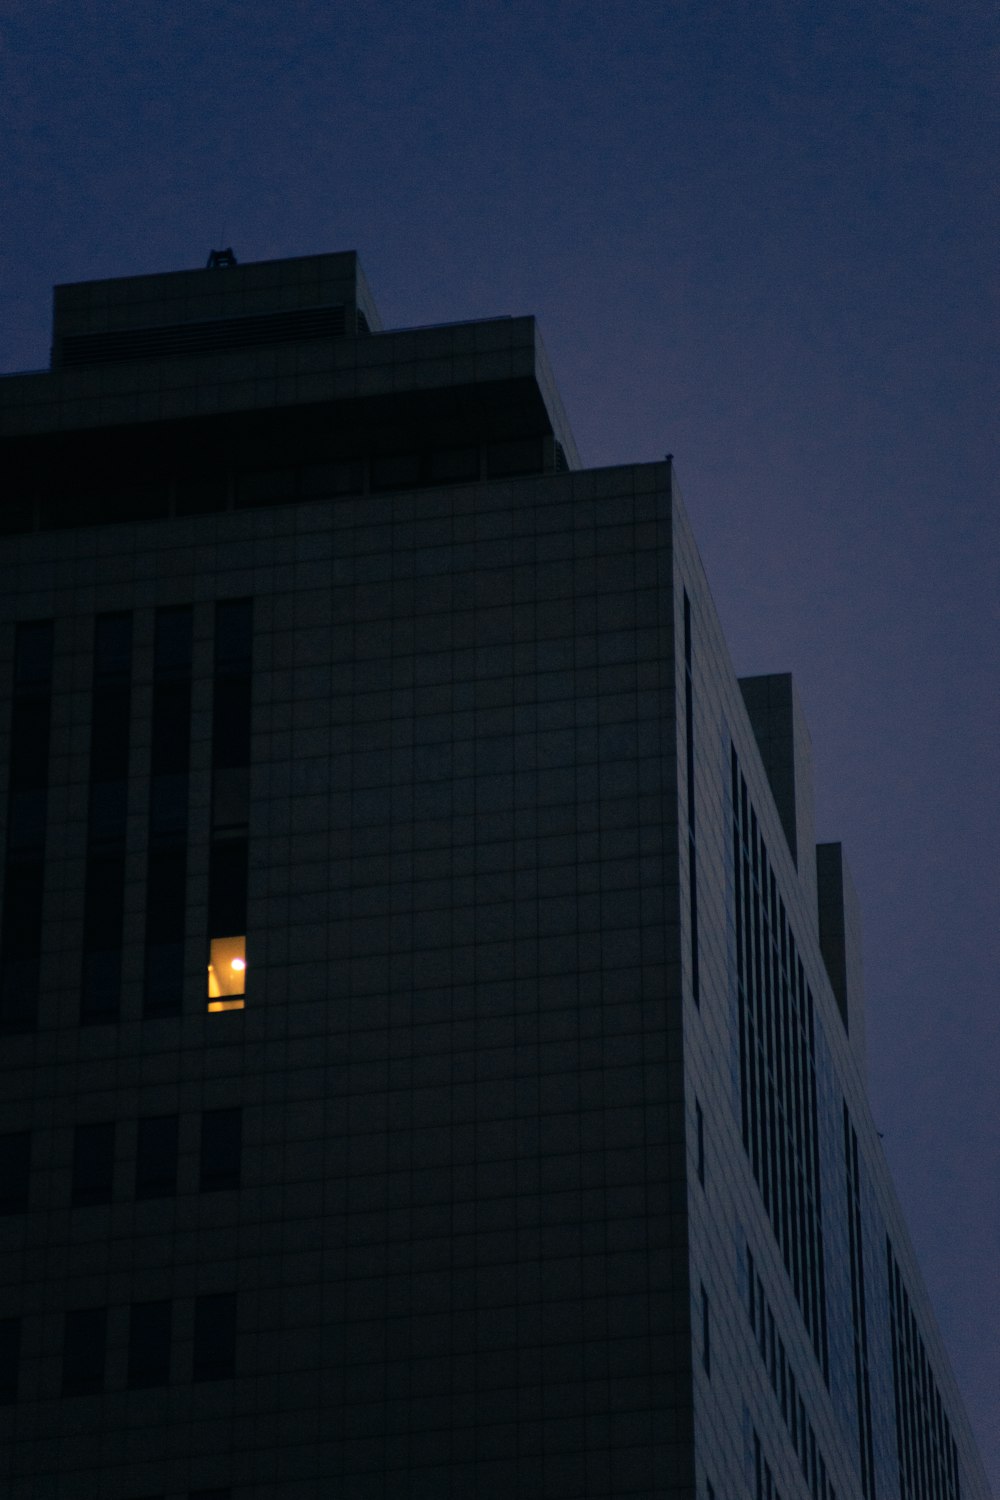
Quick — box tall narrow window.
[200,1109,242,1190]
[0,1132,31,1213]
[695,1098,705,1186]
[62,1307,107,1394]
[1,620,53,1033]
[207,841,247,1011]
[844,1103,877,1499]
[145,607,193,1015]
[72,1121,116,1206]
[208,602,251,1011]
[0,1318,20,1405]
[135,1115,179,1199]
[683,591,699,1005]
[193,1293,237,1380]
[82,613,132,1022]
[128,1300,172,1387]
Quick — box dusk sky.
[3,0,997,1482]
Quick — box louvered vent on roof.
[57,303,349,368]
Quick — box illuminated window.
[207,936,245,1012]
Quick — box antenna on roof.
[206,248,238,268]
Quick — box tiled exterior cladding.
[0,254,990,1498]
[51,249,386,344]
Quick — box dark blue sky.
[3,0,997,1480]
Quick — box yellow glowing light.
[208,935,246,1009]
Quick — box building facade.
[0,253,990,1498]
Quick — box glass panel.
[207,936,246,1011]
[200,1109,242,1190]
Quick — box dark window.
[235,468,296,509]
[72,1122,115,1205]
[135,1116,179,1199]
[2,862,44,956]
[150,774,190,840]
[87,779,128,843]
[428,446,479,483]
[211,767,249,834]
[146,849,187,941]
[144,941,185,1016]
[6,789,48,854]
[0,1131,31,1213]
[214,601,252,671]
[695,1098,704,1186]
[0,1318,20,1404]
[89,687,131,780]
[0,956,40,1033]
[298,459,363,498]
[81,851,125,1022]
[127,1300,172,1387]
[485,437,543,477]
[701,1284,710,1376]
[62,1307,107,1394]
[151,681,192,774]
[175,473,227,517]
[82,854,126,949]
[211,676,251,769]
[192,1293,236,1381]
[369,451,420,490]
[14,620,54,686]
[200,1109,242,1191]
[80,949,122,1023]
[8,698,52,789]
[212,602,252,779]
[154,607,193,677]
[208,840,248,936]
[148,616,192,1002]
[94,613,132,679]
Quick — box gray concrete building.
[0,251,990,1498]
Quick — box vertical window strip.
[731,745,828,1378]
[81,613,133,1021]
[887,1237,961,1500]
[744,1242,837,1498]
[844,1104,877,1499]
[683,592,699,1004]
[208,600,252,1011]
[695,1097,705,1185]
[1,622,54,1032]
[144,607,193,1015]
[753,1428,784,1500]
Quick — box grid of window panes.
[731,745,829,1379]
[844,1104,878,1499]
[746,1246,837,1500]
[886,1239,961,1500]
